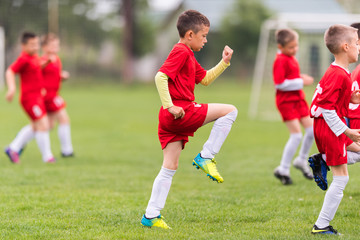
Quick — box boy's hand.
[61,70,70,80]
[5,89,15,102]
[222,45,233,64]
[301,73,314,85]
[344,128,360,143]
[350,90,360,104]
[168,106,185,120]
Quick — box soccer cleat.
[274,167,293,185]
[61,152,74,158]
[293,157,313,180]
[45,157,56,163]
[308,153,329,191]
[140,214,171,229]
[192,153,224,183]
[311,225,339,235]
[5,147,20,164]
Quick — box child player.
[140,10,237,229]
[5,32,55,163]
[308,24,360,235]
[272,29,314,185]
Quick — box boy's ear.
[186,30,194,40]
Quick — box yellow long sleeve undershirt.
[155,59,230,109]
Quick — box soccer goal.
[248,13,360,120]
[0,26,4,89]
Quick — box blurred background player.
[308,24,360,235]
[272,29,314,185]
[140,10,237,229]
[5,32,55,163]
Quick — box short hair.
[350,22,360,38]
[21,32,37,44]
[275,29,298,47]
[324,24,358,54]
[176,10,210,38]
[41,33,58,46]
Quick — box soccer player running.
[308,24,360,235]
[140,10,237,229]
[5,32,55,163]
[272,29,314,185]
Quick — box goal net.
[248,13,360,120]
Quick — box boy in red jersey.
[5,32,55,163]
[272,29,314,185]
[308,24,360,235]
[140,10,237,229]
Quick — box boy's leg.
[6,124,35,160]
[274,120,302,184]
[346,143,360,165]
[33,115,55,163]
[142,141,181,229]
[194,104,237,183]
[313,164,348,235]
[52,109,74,156]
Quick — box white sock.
[58,124,73,154]
[278,133,302,175]
[347,151,360,165]
[298,127,314,161]
[145,167,176,218]
[200,110,238,159]
[315,176,349,228]
[35,131,54,162]
[9,125,35,153]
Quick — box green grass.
[0,80,359,239]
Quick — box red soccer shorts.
[348,118,360,129]
[20,95,47,121]
[276,99,310,122]
[158,101,208,149]
[314,118,352,166]
[44,95,66,113]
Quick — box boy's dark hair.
[275,29,298,47]
[41,33,58,46]
[21,32,37,44]
[350,22,360,38]
[324,24,357,54]
[176,10,210,38]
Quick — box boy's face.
[346,31,359,63]
[189,25,209,52]
[278,39,298,57]
[22,37,40,55]
[43,39,60,54]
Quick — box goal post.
[249,13,360,120]
[0,26,4,90]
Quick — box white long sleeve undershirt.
[275,78,303,91]
[322,109,348,137]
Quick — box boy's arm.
[200,60,230,86]
[275,78,303,91]
[5,68,17,102]
[155,71,173,109]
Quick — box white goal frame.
[0,26,4,89]
[249,13,360,119]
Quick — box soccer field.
[0,80,359,239]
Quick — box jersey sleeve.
[159,47,188,81]
[10,56,27,73]
[316,75,343,110]
[194,59,207,84]
[273,57,286,85]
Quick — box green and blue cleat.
[141,214,171,229]
[192,153,224,183]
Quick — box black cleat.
[274,167,293,185]
[311,225,339,235]
[308,153,329,191]
[61,152,74,158]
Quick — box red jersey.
[310,64,352,119]
[273,53,306,104]
[10,52,43,100]
[159,43,207,102]
[41,55,62,100]
[348,64,360,118]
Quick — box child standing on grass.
[5,32,55,163]
[272,29,314,185]
[140,10,237,229]
[308,24,360,235]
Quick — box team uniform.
[158,43,208,149]
[273,53,309,121]
[310,64,353,166]
[10,52,46,120]
[347,64,360,129]
[41,55,66,113]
